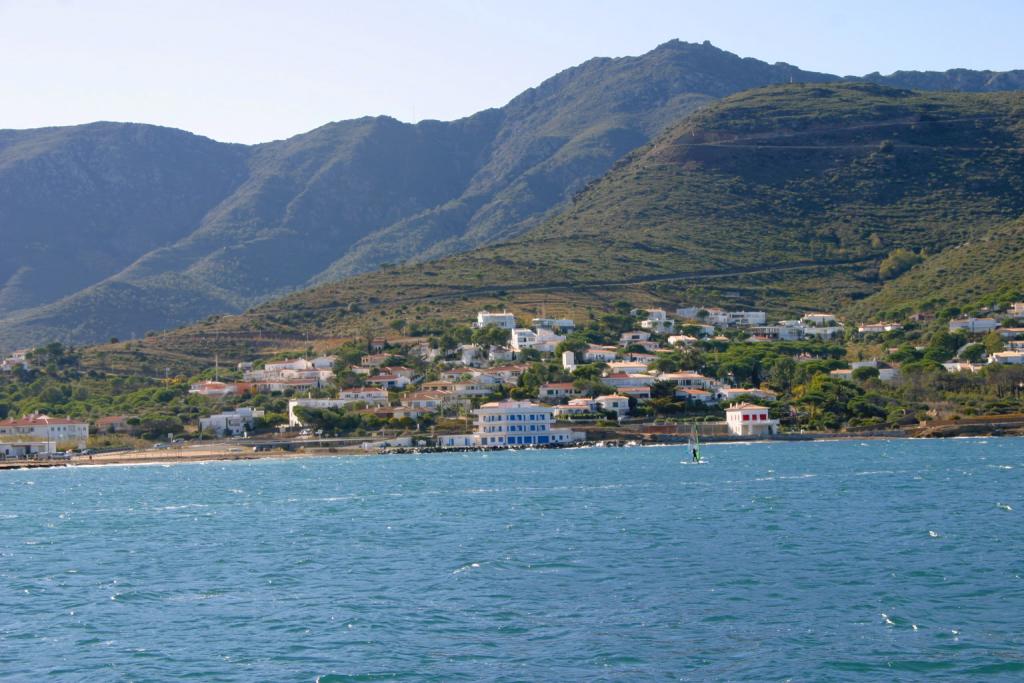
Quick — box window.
[742,414,750,421]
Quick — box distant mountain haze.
[86,81,1024,377]
[2,40,1024,350]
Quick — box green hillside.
[83,83,1024,375]
[851,217,1024,319]
[4,40,1024,352]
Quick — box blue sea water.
[1,438,1023,682]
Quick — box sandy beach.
[0,445,373,469]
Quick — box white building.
[401,390,454,413]
[606,360,649,375]
[949,317,1000,334]
[658,372,716,390]
[1010,302,1024,319]
[603,373,655,388]
[583,345,618,363]
[717,387,778,403]
[640,309,675,333]
[0,442,50,458]
[801,313,840,327]
[475,311,516,329]
[553,398,598,418]
[200,408,265,437]
[676,387,716,404]
[457,344,483,367]
[338,387,389,405]
[596,394,630,417]
[510,327,565,353]
[725,403,778,436]
[749,324,804,341]
[243,357,334,388]
[620,331,652,344]
[488,346,516,362]
[989,351,1024,365]
[667,334,699,346]
[706,310,767,327]
[538,383,583,402]
[675,322,716,337]
[0,414,89,452]
[562,350,577,372]
[365,374,411,390]
[800,325,845,340]
[943,361,984,373]
[288,399,350,427]
[532,317,575,330]
[439,400,584,448]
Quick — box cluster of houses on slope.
[673,307,846,341]
[193,305,891,440]
[935,305,1024,371]
[943,313,1024,368]
[189,356,337,396]
[14,300,1023,455]
[272,308,808,443]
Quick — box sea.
[2,438,1023,681]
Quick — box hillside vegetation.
[851,217,1024,319]
[82,83,1024,376]
[4,41,1024,350]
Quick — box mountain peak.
[3,43,1024,351]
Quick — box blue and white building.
[439,400,584,448]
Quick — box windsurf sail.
[690,422,701,463]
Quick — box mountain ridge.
[4,40,1024,351]
[75,82,1024,374]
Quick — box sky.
[2,0,1023,144]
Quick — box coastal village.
[3,299,1024,463]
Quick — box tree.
[766,356,797,392]
[573,378,615,398]
[878,248,922,280]
[650,357,678,373]
[982,331,1005,354]
[851,366,880,382]
[555,333,588,356]
[923,330,964,363]
[649,380,677,399]
[960,343,986,363]
[572,363,606,381]
[471,324,511,349]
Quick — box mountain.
[0,124,248,313]
[85,82,1024,375]
[4,40,1024,351]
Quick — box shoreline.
[2,429,1022,470]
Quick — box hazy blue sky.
[2,0,1022,143]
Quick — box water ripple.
[2,438,1023,680]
